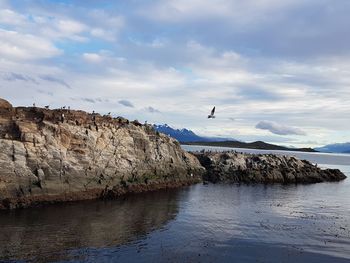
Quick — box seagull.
[208,106,216,119]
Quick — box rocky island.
[195,151,346,184]
[0,98,203,209]
[0,98,346,209]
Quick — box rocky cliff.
[195,151,346,184]
[0,98,204,209]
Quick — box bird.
[44,105,50,109]
[208,106,216,119]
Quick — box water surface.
[0,148,349,262]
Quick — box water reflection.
[0,149,349,262]
[63,181,350,263]
[0,189,184,262]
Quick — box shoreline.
[194,151,346,184]
[0,98,204,210]
[0,98,346,210]
[182,144,350,156]
[0,178,200,210]
[181,141,317,153]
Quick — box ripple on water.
[0,151,350,262]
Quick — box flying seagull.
[208,106,216,119]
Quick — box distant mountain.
[154,124,316,152]
[182,141,316,152]
[315,142,350,153]
[153,124,233,143]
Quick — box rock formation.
[0,97,346,209]
[0,98,204,209]
[195,151,346,184]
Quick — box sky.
[0,0,350,147]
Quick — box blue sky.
[1,0,350,147]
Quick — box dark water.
[1,149,350,262]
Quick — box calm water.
[0,147,350,262]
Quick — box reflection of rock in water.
[0,189,183,262]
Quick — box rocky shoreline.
[0,98,203,209]
[0,98,346,209]
[194,151,346,184]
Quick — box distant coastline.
[181,140,317,153]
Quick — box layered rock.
[195,151,346,184]
[0,98,204,209]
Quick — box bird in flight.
[208,106,216,119]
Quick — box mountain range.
[154,124,350,153]
[153,124,232,143]
[315,142,350,153]
[153,124,315,152]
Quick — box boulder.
[0,98,12,110]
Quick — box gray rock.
[195,152,346,184]
[0,98,204,209]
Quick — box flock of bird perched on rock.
[32,102,217,120]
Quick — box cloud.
[146,106,160,113]
[0,29,62,60]
[2,72,37,83]
[56,19,87,35]
[37,89,54,96]
[88,10,124,41]
[39,75,71,89]
[118,99,134,108]
[80,98,96,103]
[236,86,283,101]
[82,53,103,63]
[1,0,350,147]
[0,8,27,25]
[140,0,299,24]
[256,121,306,136]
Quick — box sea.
[0,145,349,262]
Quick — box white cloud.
[256,121,306,136]
[0,29,62,60]
[1,0,350,147]
[56,19,86,34]
[83,53,103,63]
[88,10,124,41]
[37,18,89,42]
[0,8,26,25]
[90,28,115,41]
[140,0,301,25]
